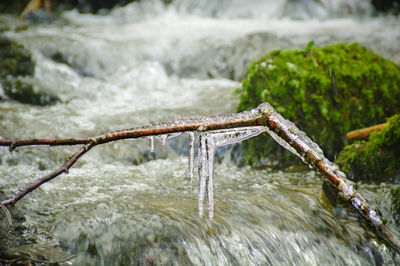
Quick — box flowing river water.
[1,0,400,264]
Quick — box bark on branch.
[0,103,399,254]
[346,122,389,140]
[0,110,264,205]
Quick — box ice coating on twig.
[256,103,391,240]
[149,136,155,153]
[160,133,183,146]
[257,102,325,162]
[161,134,168,145]
[211,127,266,148]
[119,107,258,134]
[262,126,301,158]
[188,132,195,182]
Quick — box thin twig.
[0,112,263,150]
[1,111,263,206]
[1,142,96,206]
[0,202,13,226]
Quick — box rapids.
[1,0,399,264]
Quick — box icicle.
[206,142,216,220]
[188,132,195,182]
[195,127,266,220]
[210,126,266,148]
[197,131,217,220]
[161,134,168,145]
[192,110,330,220]
[197,133,207,218]
[149,136,155,153]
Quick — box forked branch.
[1,110,264,205]
[0,102,399,254]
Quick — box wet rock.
[25,8,68,26]
[75,0,135,14]
[372,0,400,14]
[0,0,137,15]
[170,32,286,81]
[3,76,60,105]
[0,14,30,33]
[391,185,400,225]
[0,191,71,264]
[0,36,60,105]
[0,37,34,77]
[237,43,400,166]
[336,114,400,182]
[43,50,94,77]
[0,0,27,15]
[278,0,372,20]
[354,242,384,266]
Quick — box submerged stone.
[372,0,400,14]
[3,76,59,106]
[0,191,71,263]
[336,114,400,182]
[237,43,400,166]
[0,37,34,77]
[0,36,60,105]
[391,185,400,225]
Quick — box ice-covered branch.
[0,108,265,208]
[0,109,264,150]
[256,102,400,254]
[0,103,399,254]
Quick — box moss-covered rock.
[336,114,400,181]
[0,36,59,105]
[237,43,400,166]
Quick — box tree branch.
[0,110,264,206]
[0,103,399,254]
[0,112,263,150]
[1,142,95,206]
[346,122,389,140]
[257,103,400,254]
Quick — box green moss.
[336,114,400,181]
[237,43,400,166]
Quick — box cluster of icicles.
[148,127,268,219]
[144,103,359,222]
